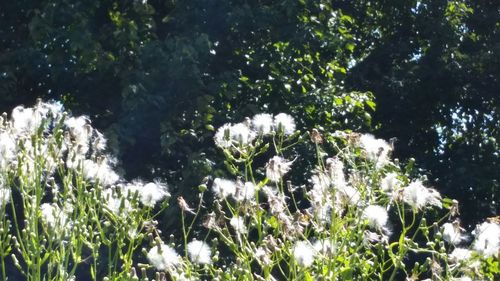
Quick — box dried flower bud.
[310,128,323,144]
[177,196,195,214]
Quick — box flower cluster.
[173,114,499,281]
[1,103,497,281]
[214,113,296,150]
[0,100,171,280]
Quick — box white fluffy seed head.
[230,216,247,234]
[273,113,296,135]
[363,205,389,230]
[214,123,232,148]
[472,221,500,257]
[293,241,315,267]
[147,243,181,271]
[358,134,392,167]
[234,181,256,202]
[135,181,169,207]
[229,123,255,145]
[212,178,236,199]
[0,186,11,209]
[381,172,401,193]
[449,248,472,263]
[403,180,442,210]
[265,156,292,182]
[252,113,273,135]
[187,240,212,265]
[40,203,69,230]
[441,222,467,245]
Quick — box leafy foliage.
[0,0,497,227]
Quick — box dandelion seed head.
[363,205,389,230]
[187,240,212,265]
[214,123,232,148]
[214,122,256,149]
[229,122,255,145]
[313,239,335,256]
[449,248,472,263]
[403,180,442,210]
[82,159,119,187]
[102,189,132,215]
[230,216,247,234]
[0,132,16,169]
[293,241,315,267]
[336,184,361,205]
[0,187,11,209]
[11,106,41,135]
[441,222,467,245]
[472,221,500,257]
[265,156,292,182]
[64,116,91,147]
[381,172,401,193]
[147,243,181,271]
[273,113,296,135]
[252,113,273,135]
[212,178,236,199]
[137,181,169,207]
[40,203,68,229]
[358,134,392,167]
[234,181,256,202]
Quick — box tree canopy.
[0,0,498,226]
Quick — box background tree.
[344,0,499,225]
[0,0,497,228]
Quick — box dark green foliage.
[0,0,497,227]
[345,0,499,225]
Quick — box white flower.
[381,172,401,193]
[186,240,212,265]
[40,203,69,229]
[336,184,361,205]
[252,113,273,135]
[293,241,315,267]
[449,248,472,263]
[363,205,389,230]
[147,243,181,271]
[402,180,442,210]
[214,124,232,148]
[214,122,256,148]
[273,113,296,135]
[358,134,392,167]
[442,222,467,245]
[265,156,293,182]
[0,131,16,169]
[36,100,64,120]
[102,189,132,215]
[313,239,336,256]
[472,221,500,257]
[0,187,11,209]
[234,181,256,202]
[128,181,169,207]
[255,247,271,265]
[229,123,255,145]
[212,178,236,199]
[325,158,347,188]
[230,216,247,234]
[64,116,92,150]
[11,106,42,135]
[82,159,119,187]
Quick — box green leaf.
[366,100,376,111]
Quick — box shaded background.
[0,0,497,228]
